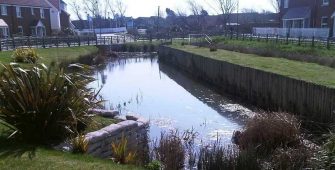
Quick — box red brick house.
[280,0,335,36]
[0,0,53,37]
[0,0,72,38]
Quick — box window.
[31,8,35,15]
[18,26,23,35]
[40,8,45,18]
[1,5,7,16]
[322,0,329,6]
[284,0,289,8]
[321,16,329,28]
[16,6,22,18]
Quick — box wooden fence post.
[266,34,269,42]
[286,33,289,45]
[56,37,59,48]
[12,37,16,49]
[103,36,106,45]
[88,37,90,46]
[312,36,315,48]
[110,36,113,44]
[42,37,46,48]
[276,34,279,43]
[298,36,301,46]
[327,37,330,50]
[78,36,81,46]
[95,36,98,46]
[0,38,2,51]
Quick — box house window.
[1,5,7,16]
[284,0,289,8]
[322,0,329,6]
[321,16,329,28]
[16,6,22,18]
[31,8,35,15]
[18,26,23,35]
[40,8,45,18]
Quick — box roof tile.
[0,0,51,8]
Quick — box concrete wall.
[158,46,335,124]
[85,115,149,158]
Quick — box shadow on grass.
[0,133,37,159]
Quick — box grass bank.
[0,46,99,66]
[0,47,142,170]
[170,44,335,88]
[208,37,335,68]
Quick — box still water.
[90,55,253,144]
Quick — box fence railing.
[188,32,335,50]
[0,34,135,51]
[253,27,330,39]
[188,34,213,45]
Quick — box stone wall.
[85,114,149,158]
[158,46,335,124]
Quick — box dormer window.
[40,8,45,18]
[16,6,22,18]
[1,5,7,16]
[322,0,329,6]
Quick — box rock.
[89,109,119,118]
[126,115,139,121]
[53,141,72,152]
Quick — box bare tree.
[187,0,208,31]
[269,0,280,13]
[115,0,127,18]
[211,0,237,29]
[83,0,100,18]
[69,0,83,20]
[187,0,202,16]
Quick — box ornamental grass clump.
[12,48,39,63]
[0,63,101,144]
[237,112,301,155]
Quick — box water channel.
[89,54,254,144]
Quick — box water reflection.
[89,56,254,144]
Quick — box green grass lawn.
[0,116,141,170]
[0,46,99,67]
[0,47,143,169]
[170,44,335,88]
[211,37,335,58]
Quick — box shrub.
[0,63,101,144]
[197,144,260,170]
[271,147,311,170]
[143,44,149,52]
[209,44,218,52]
[153,131,186,170]
[12,48,39,63]
[237,112,301,155]
[149,44,156,52]
[71,134,88,154]
[111,134,136,164]
[145,160,161,170]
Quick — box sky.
[64,0,275,19]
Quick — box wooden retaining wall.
[158,46,335,124]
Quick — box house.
[280,0,335,36]
[46,0,72,33]
[0,0,72,37]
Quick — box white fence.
[253,27,330,38]
[76,27,128,36]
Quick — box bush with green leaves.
[0,63,101,144]
[12,48,39,63]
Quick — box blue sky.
[64,0,274,19]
